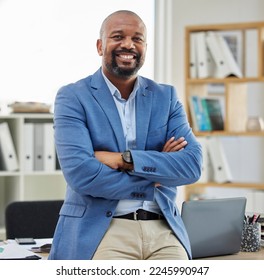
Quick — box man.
[49,10,202,260]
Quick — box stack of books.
[189,95,224,132]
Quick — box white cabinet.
[0,114,66,239]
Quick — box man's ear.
[96,39,103,56]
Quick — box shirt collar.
[101,69,139,101]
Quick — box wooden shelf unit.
[184,21,264,200]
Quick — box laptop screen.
[181,197,246,259]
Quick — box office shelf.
[0,114,66,239]
[184,21,264,200]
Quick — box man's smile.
[114,50,138,64]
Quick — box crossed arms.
[95,136,187,171]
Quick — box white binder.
[23,123,34,172]
[206,31,242,78]
[207,137,233,183]
[195,32,209,78]
[206,42,216,77]
[189,33,197,78]
[43,123,56,171]
[34,123,44,171]
[197,137,213,183]
[0,122,19,171]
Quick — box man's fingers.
[162,136,175,151]
[162,137,187,152]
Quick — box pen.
[248,213,260,224]
[248,214,254,224]
[254,214,260,224]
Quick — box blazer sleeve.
[129,86,202,186]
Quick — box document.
[0,243,40,259]
[0,238,52,259]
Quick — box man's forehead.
[105,14,145,33]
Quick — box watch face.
[122,151,132,164]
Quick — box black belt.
[114,209,165,221]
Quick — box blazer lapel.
[90,70,126,151]
[136,78,153,150]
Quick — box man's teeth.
[119,54,134,59]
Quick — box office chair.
[5,200,63,239]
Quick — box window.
[0,0,154,109]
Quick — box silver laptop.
[181,197,246,259]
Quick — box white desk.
[199,247,264,260]
[0,238,51,260]
[1,239,263,260]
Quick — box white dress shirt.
[102,71,162,216]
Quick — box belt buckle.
[133,211,138,220]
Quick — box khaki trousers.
[92,218,188,260]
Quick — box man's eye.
[133,37,144,42]
[111,35,123,40]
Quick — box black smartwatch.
[121,150,133,164]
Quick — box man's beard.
[106,50,143,78]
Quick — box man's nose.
[120,37,135,49]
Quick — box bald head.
[99,10,147,39]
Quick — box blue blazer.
[48,68,202,260]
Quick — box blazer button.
[106,211,112,217]
[130,192,136,198]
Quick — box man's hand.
[162,136,187,152]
